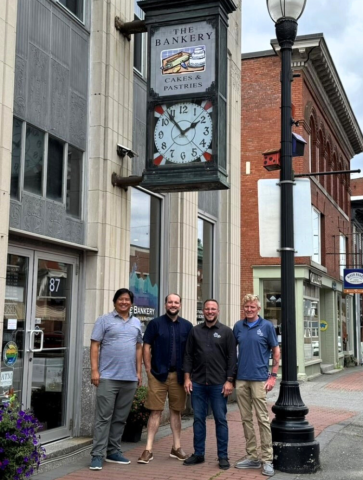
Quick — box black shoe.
[183,454,205,466]
[219,458,230,470]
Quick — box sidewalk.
[35,367,363,480]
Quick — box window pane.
[66,145,82,217]
[11,118,22,199]
[47,137,64,201]
[58,0,84,21]
[129,188,161,332]
[197,218,214,323]
[24,125,44,195]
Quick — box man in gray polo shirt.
[89,288,142,470]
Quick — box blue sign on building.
[343,269,363,292]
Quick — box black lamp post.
[266,0,320,473]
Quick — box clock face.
[153,100,213,166]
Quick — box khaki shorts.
[145,371,186,412]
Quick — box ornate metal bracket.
[111,173,143,191]
[115,17,147,41]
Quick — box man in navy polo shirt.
[233,294,280,477]
[138,294,192,465]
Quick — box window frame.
[133,0,146,77]
[56,0,85,24]
[197,215,216,322]
[11,118,83,219]
[312,207,321,264]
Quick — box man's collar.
[165,313,179,323]
[243,316,260,325]
[113,309,132,321]
[202,319,219,328]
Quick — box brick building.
[241,34,363,379]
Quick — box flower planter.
[122,421,143,443]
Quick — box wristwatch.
[270,373,277,377]
[227,377,234,383]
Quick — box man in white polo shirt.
[89,288,142,471]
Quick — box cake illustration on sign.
[161,46,206,75]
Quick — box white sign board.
[1,370,13,388]
[258,179,313,257]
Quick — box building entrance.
[2,247,79,443]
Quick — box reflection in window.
[133,0,145,75]
[303,282,320,361]
[66,145,82,217]
[263,280,282,355]
[339,235,346,278]
[312,207,321,264]
[11,118,22,199]
[2,255,29,399]
[47,137,64,201]
[24,125,44,195]
[197,218,214,323]
[129,188,161,331]
[58,0,84,21]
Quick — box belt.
[169,367,176,372]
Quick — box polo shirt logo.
[213,332,221,338]
[257,328,264,337]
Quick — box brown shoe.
[138,450,153,464]
[170,447,188,461]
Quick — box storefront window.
[303,283,320,360]
[197,218,214,323]
[263,280,281,330]
[129,188,161,332]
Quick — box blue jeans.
[191,383,228,458]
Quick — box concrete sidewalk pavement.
[34,367,363,480]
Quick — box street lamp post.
[266,0,320,473]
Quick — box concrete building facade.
[0,0,241,445]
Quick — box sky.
[241,0,363,178]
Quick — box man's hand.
[184,378,193,394]
[264,375,276,392]
[222,380,234,397]
[91,370,100,387]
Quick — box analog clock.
[153,100,213,166]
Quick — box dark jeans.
[191,382,228,458]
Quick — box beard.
[204,315,218,324]
[166,308,180,317]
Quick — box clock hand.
[182,120,200,135]
[167,112,184,135]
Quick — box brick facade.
[241,53,353,306]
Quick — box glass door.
[1,248,78,443]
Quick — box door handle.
[29,329,44,352]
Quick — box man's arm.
[136,342,142,386]
[222,329,237,397]
[183,329,194,394]
[143,343,152,373]
[264,345,280,392]
[90,340,101,387]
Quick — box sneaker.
[137,450,154,464]
[90,456,103,470]
[105,452,130,464]
[183,454,205,466]
[219,458,230,470]
[262,462,275,476]
[235,458,261,469]
[170,447,188,461]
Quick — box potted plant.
[0,397,46,479]
[122,386,150,443]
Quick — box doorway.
[2,247,79,443]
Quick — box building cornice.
[270,33,363,156]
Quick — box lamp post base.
[272,440,320,473]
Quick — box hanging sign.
[343,268,363,293]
